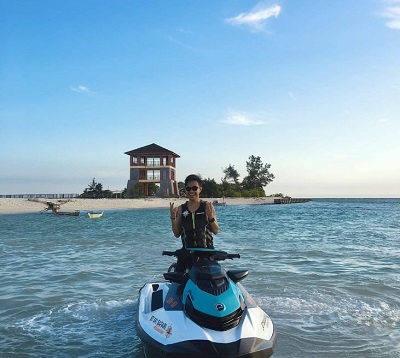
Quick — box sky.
[1,0,399,198]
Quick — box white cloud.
[334,154,349,160]
[70,85,92,94]
[288,91,297,100]
[223,112,265,126]
[377,117,390,123]
[381,2,400,30]
[167,35,197,52]
[226,4,281,32]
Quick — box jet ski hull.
[137,281,276,358]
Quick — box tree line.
[188,155,275,198]
[80,155,279,199]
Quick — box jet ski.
[137,248,276,357]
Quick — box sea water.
[0,199,399,357]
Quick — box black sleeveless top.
[180,201,214,248]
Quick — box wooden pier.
[273,197,312,204]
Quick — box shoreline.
[0,197,275,214]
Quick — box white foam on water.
[253,288,400,356]
[14,297,136,337]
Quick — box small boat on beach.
[88,211,104,219]
[213,199,227,206]
[28,198,77,214]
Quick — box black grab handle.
[162,250,177,257]
[227,253,240,259]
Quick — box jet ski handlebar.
[162,250,178,257]
[225,253,240,260]
[162,249,240,261]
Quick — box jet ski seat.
[188,265,229,296]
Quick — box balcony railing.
[132,163,169,167]
[139,176,161,181]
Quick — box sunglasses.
[185,186,199,192]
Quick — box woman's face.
[185,180,201,200]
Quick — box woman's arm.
[205,201,219,235]
[170,202,182,238]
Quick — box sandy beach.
[0,197,275,214]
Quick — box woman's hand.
[170,202,182,238]
[170,202,178,219]
[205,201,216,221]
[205,201,219,234]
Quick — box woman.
[170,174,219,272]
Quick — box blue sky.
[1,0,399,197]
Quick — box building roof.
[124,143,180,157]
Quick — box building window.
[147,157,160,167]
[147,170,160,181]
[133,156,138,164]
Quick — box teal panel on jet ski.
[183,280,242,317]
